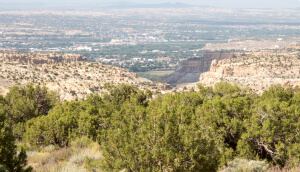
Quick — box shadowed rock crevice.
[160,52,240,86]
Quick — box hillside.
[0,52,169,100]
[200,44,300,91]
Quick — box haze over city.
[1,0,300,9]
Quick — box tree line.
[0,82,300,171]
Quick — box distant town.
[0,8,299,77]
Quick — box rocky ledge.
[199,44,300,92]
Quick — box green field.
[143,70,174,76]
[138,70,174,81]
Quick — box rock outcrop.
[0,52,169,100]
[0,52,87,65]
[199,44,300,92]
[160,52,241,86]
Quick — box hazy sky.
[2,0,300,9]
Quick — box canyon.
[160,52,244,86]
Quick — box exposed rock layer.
[200,44,300,92]
[1,52,87,64]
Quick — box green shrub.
[0,165,7,172]
[13,83,300,170]
[24,100,102,148]
[0,107,33,172]
[100,91,220,171]
[5,83,58,140]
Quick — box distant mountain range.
[1,0,299,10]
[104,2,194,9]
[0,2,195,10]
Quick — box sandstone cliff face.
[199,44,300,92]
[0,52,168,100]
[0,52,87,65]
[160,52,240,86]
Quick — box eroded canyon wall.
[160,52,241,86]
[199,44,300,92]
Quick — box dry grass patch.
[26,137,103,171]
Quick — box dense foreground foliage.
[0,99,32,171]
[0,82,300,171]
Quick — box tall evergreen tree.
[0,105,32,172]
